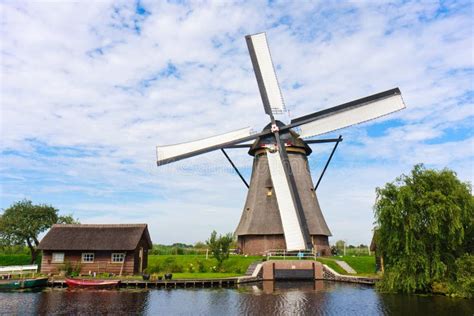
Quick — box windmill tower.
[234,121,332,255]
[156,33,406,255]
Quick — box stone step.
[335,260,357,274]
[245,261,262,276]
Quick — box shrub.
[147,262,161,274]
[59,260,82,276]
[196,259,207,273]
[161,257,183,273]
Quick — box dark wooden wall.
[41,250,135,275]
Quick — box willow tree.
[374,164,473,293]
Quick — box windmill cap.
[248,120,312,156]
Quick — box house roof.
[38,224,153,251]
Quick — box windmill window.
[82,253,94,263]
[266,187,273,196]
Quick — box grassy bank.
[317,256,376,276]
[147,255,260,275]
[316,258,347,274]
[0,253,377,279]
[338,256,375,274]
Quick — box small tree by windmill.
[206,231,233,271]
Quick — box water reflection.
[0,282,472,315]
[236,281,383,315]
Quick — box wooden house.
[38,224,152,276]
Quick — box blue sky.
[1,1,473,245]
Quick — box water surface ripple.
[0,281,472,315]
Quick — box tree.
[194,241,207,249]
[206,230,233,270]
[374,164,473,294]
[0,200,78,263]
[335,240,345,250]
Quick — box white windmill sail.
[246,33,286,115]
[295,89,405,139]
[266,149,306,251]
[157,127,253,165]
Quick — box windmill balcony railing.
[264,249,317,261]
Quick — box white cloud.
[1,1,472,245]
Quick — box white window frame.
[81,252,94,263]
[52,252,64,263]
[111,253,125,263]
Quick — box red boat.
[65,278,120,288]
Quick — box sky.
[1,1,473,246]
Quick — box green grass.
[147,254,261,275]
[317,256,376,276]
[337,256,376,274]
[316,258,347,274]
[171,273,241,279]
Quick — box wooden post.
[119,252,126,276]
[139,247,143,273]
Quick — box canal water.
[0,281,472,315]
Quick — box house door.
[139,247,143,273]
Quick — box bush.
[162,257,183,273]
[196,259,207,273]
[148,262,161,274]
[0,254,31,266]
[59,260,82,276]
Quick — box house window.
[111,253,125,263]
[52,252,64,263]
[82,253,94,263]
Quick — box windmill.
[156,32,406,255]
